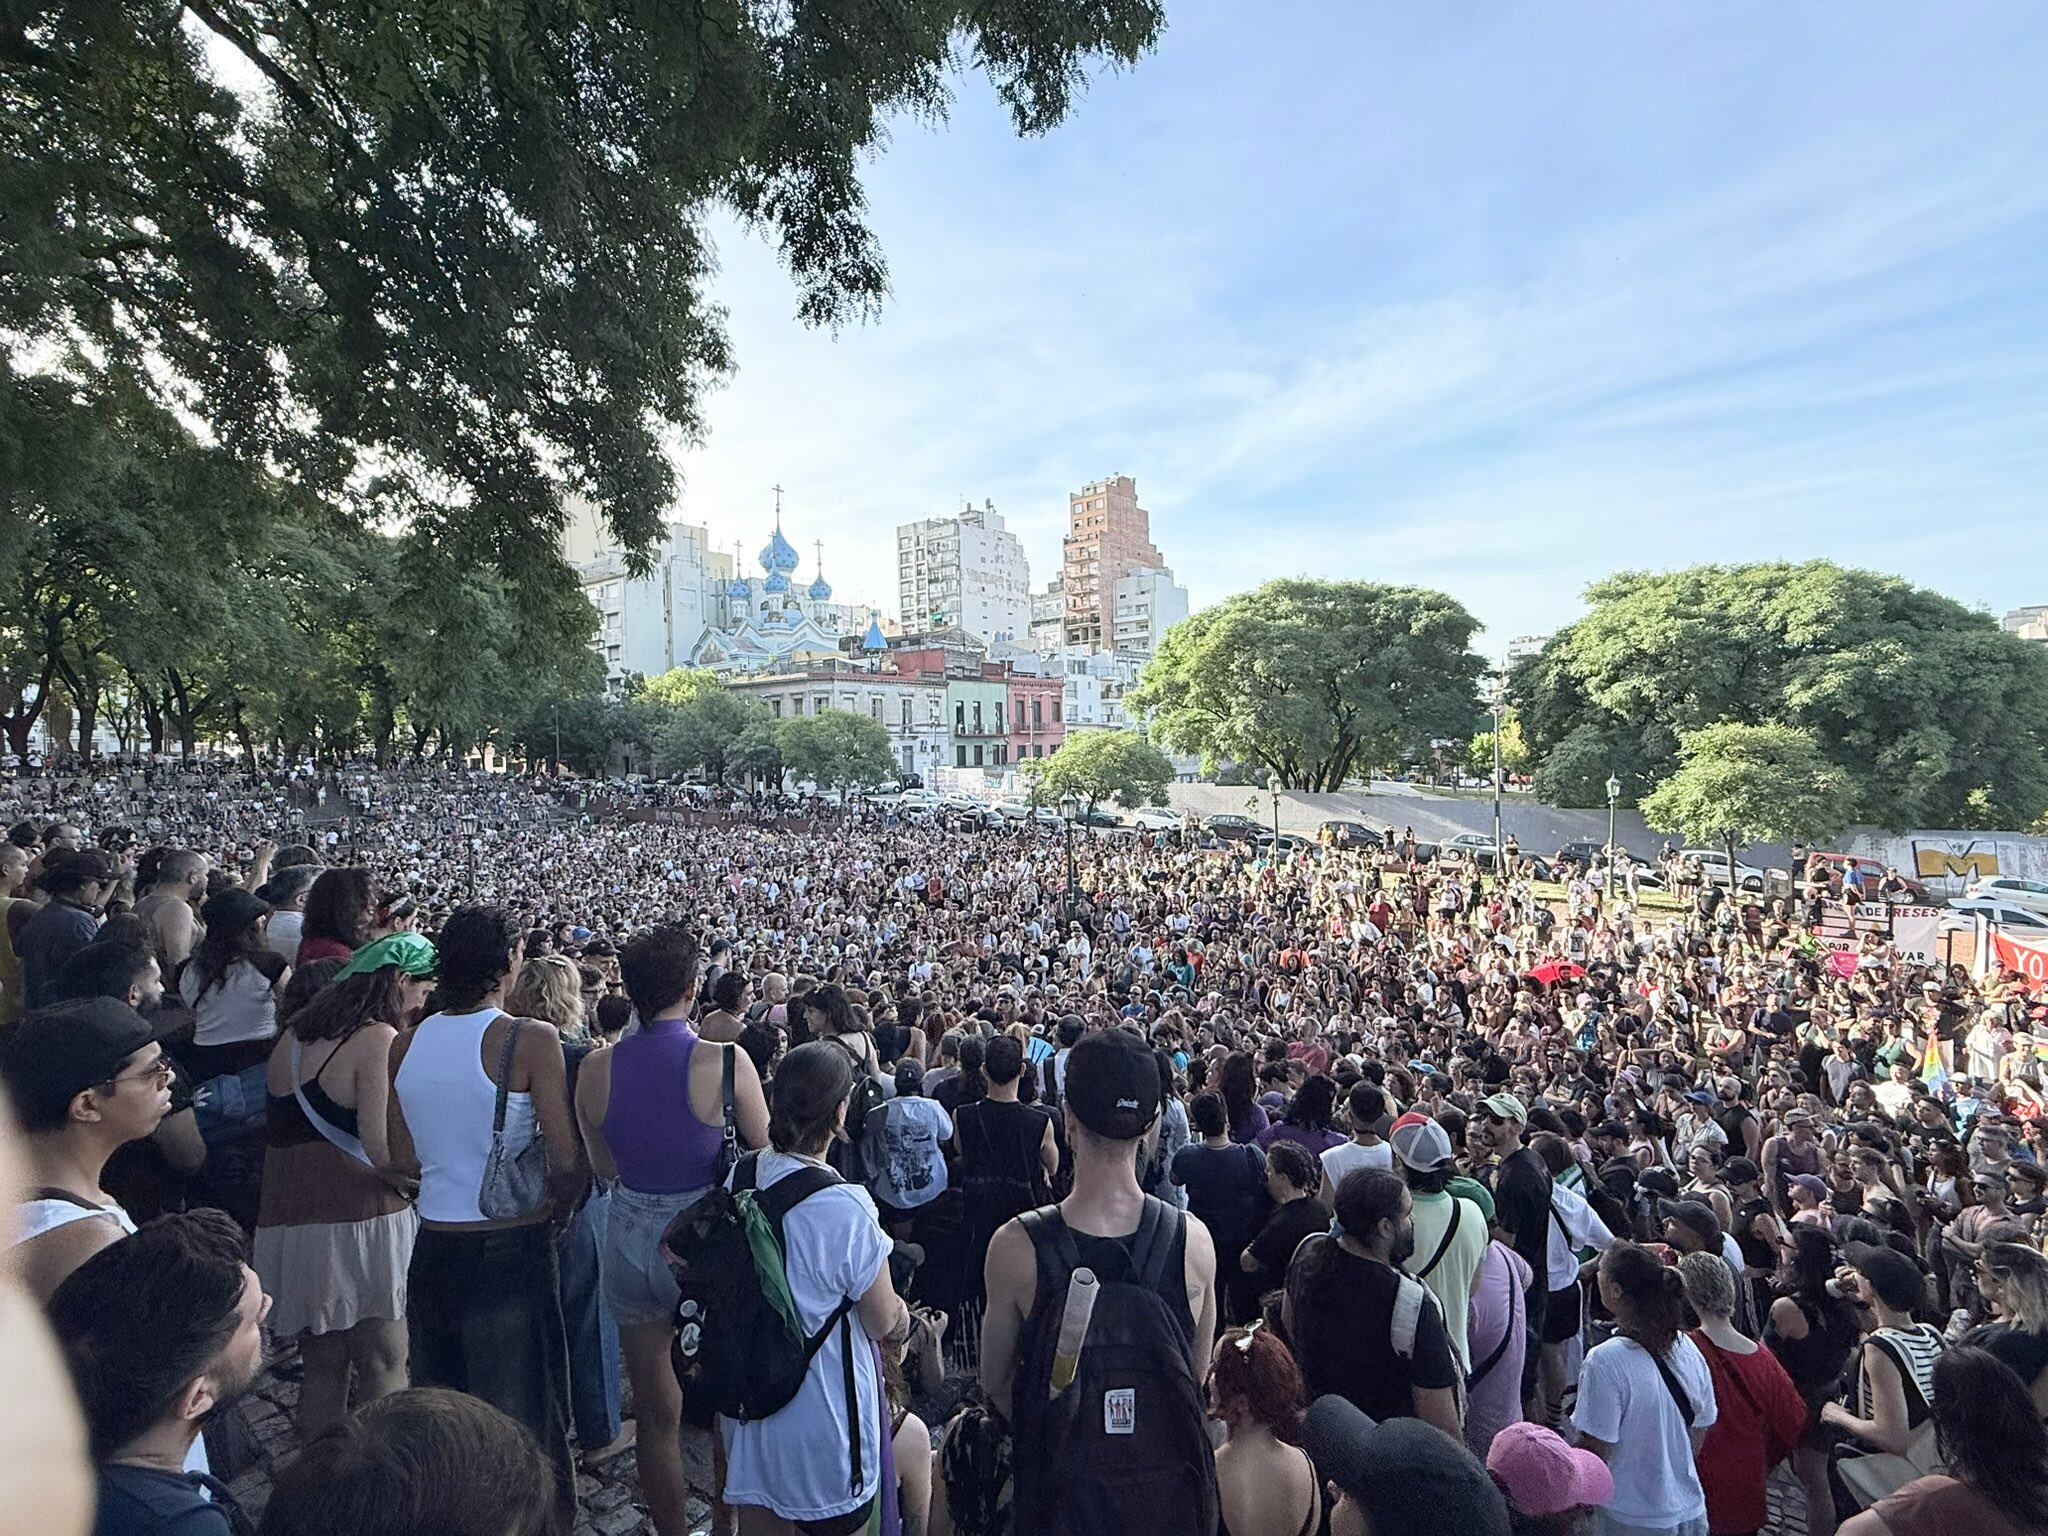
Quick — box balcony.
[953,723,1006,738]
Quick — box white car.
[1943,898,2048,933]
[1129,807,1182,832]
[939,793,983,813]
[1963,876,2048,917]
[990,800,1032,820]
[894,790,940,814]
[1679,848,1768,891]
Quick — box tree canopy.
[1512,562,2048,829]
[5,0,1165,601]
[775,710,895,793]
[1030,730,1174,815]
[1639,723,1851,853]
[1129,580,1484,791]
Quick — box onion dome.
[759,523,800,573]
[726,574,752,600]
[808,572,834,601]
[762,568,790,596]
[863,613,887,652]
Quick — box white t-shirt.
[719,1152,892,1523]
[1320,1138,1393,1192]
[1572,1334,1716,1527]
[267,909,304,964]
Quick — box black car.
[1078,807,1125,828]
[1554,840,1605,868]
[1318,819,1376,846]
[1203,814,1270,842]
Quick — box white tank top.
[395,1008,538,1224]
[13,1195,138,1245]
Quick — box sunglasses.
[104,1056,175,1090]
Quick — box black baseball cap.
[1845,1241,1928,1312]
[1302,1396,1510,1536]
[0,998,177,1127]
[1658,1199,1723,1248]
[1063,1028,1160,1140]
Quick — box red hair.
[1208,1324,1305,1443]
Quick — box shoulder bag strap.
[491,1016,522,1135]
[1413,1200,1463,1281]
[1647,1343,1696,1427]
[288,1035,373,1167]
[719,1045,738,1169]
[1466,1265,1521,1387]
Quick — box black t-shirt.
[1244,1195,1330,1300]
[1965,1321,2048,1389]
[1171,1141,1268,1262]
[94,1465,243,1536]
[1285,1241,1457,1419]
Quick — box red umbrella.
[1526,959,1587,986]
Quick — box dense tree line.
[1510,562,2048,828]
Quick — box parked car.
[1962,876,2048,917]
[1554,840,1607,869]
[990,800,1032,820]
[1319,819,1377,847]
[1076,807,1124,828]
[895,789,941,811]
[1942,899,2048,933]
[1130,807,1182,832]
[940,793,984,813]
[1803,852,1931,902]
[1203,813,1269,843]
[1678,848,1768,892]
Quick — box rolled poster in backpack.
[1049,1267,1099,1396]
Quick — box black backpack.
[1009,1199,1218,1536]
[659,1152,863,1491]
[826,1037,889,1182]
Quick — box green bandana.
[335,932,439,981]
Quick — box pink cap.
[1485,1422,1614,1518]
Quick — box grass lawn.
[1527,878,1687,912]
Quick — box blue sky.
[674,1,2048,653]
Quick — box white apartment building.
[896,500,1032,648]
[574,520,732,690]
[1029,579,1066,651]
[1029,645,1144,731]
[727,666,950,783]
[2004,606,2048,644]
[1111,565,1189,656]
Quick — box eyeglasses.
[104,1057,174,1089]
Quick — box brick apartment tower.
[1063,474,1163,651]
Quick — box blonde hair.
[1984,1243,2048,1333]
[507,953,585,1036]
[1677,1250,1736,1320]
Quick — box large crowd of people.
[4,757,2048,1536]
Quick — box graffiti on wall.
[1911,839,2002,881]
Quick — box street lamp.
[1269,783,1282,845]
[1059,791,1082,922]
[459,812,479,898]
[1489,676,1505,878]
[1603,774,1621,898]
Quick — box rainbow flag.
[1919,1030,1948,1096]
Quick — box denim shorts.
[600,1183,710,1327]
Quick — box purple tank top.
[602,1017,728,1194]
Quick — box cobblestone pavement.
[222,1363,1807,1536]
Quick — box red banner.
[1990,931,2048,990]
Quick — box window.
[972,701,983,731]
[1051,699,1061,722]
[769,699,782,718]
[995,745,1007,765]
[871,697,883,721]
[790,696,801,715]
[955,702,965,731]
[973,745,984,767]
[901,697,912,727]
[1032,698,1043,729]
[1014,699,1026,730]
[956,746,967,767]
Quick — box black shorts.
[1543,1281,1583,1345]
[797,1499,876,1536]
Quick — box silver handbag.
[478,1018,549,1220]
